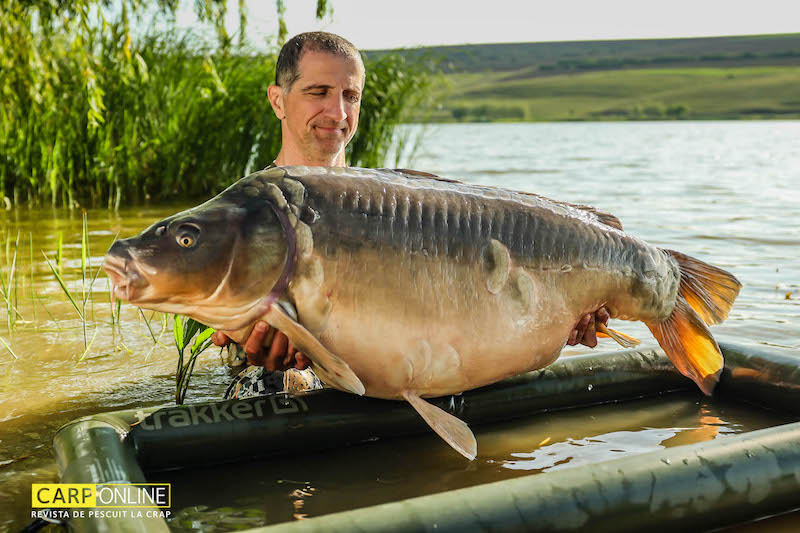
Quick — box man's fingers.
[597,307,611,325]
[295,352,311,370]
[266,332,290,371]
[244,322,270,355]
[568,314,591,345]
[283,342,298,367]
[247,349,267,367]
[580,313,598,347]
[567,329,578,346]
[211,331,231,347]
[582,325,598,347]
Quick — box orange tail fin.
[646,298,722,395]
[665,249,742,325]
[645,251,740,395]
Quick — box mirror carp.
[104,166,741,460]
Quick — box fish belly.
[308,250,578,400]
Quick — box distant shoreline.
[420,65,800,124]
[419,111,800,124]
[366,34,800,124]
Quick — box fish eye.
[175,223,200,248]
[178,234,194,247]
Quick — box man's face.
[277,50,364,164]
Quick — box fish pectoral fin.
[263,304,365,396]
[403,391,477,461]
[485,239,510,294]
[596,323,642,348]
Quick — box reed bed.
[0,2,435,208]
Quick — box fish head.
[104,184,291,330]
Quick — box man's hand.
[567,307,611,348]
[212,321,311,371]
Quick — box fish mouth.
[103,254,150,302]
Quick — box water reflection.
[502,407,732,473]
[160,393,795,530]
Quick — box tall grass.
[0,2,436,207]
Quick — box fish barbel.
[104,166,741,460]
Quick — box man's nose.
[323,93,347,122]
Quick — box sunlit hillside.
[366,34,800,122]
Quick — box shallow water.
[1,120,799,530]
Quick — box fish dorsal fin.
[566,203,624,231]
[386,168,624,230]
[263,305,365,396]
[403,391,477,461]
[530,196,623,230]
[388,168,452,181]
[388,168,624,230]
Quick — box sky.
[175,0,800,50]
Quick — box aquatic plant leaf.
[42,252,84,321]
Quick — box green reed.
[28,233,36,323]
[0,232,22,331]
[0,335,18,359]
[1,2,435,208]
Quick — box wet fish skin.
[285,167,681,322]
[257,167,685,396]
[104,165,741,459]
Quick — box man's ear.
[267,84,285,120]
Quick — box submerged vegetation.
[0,0,436,208]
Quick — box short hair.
[275,32,364,90]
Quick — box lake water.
[1,121,799,530]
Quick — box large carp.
[104,166,741,460]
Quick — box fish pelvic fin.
[264,304,365,396]
[645,298,723,396]
[596,323,641,348]
[403,391,477,461]
[665,249,742,325]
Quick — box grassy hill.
[366,34,800,122]
[438,66,800,122]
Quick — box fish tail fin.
[664,249,742,325]
[596,323,641,348]
[645,298,722,395]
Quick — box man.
[212,31,363,375]
[213,31,608,390]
